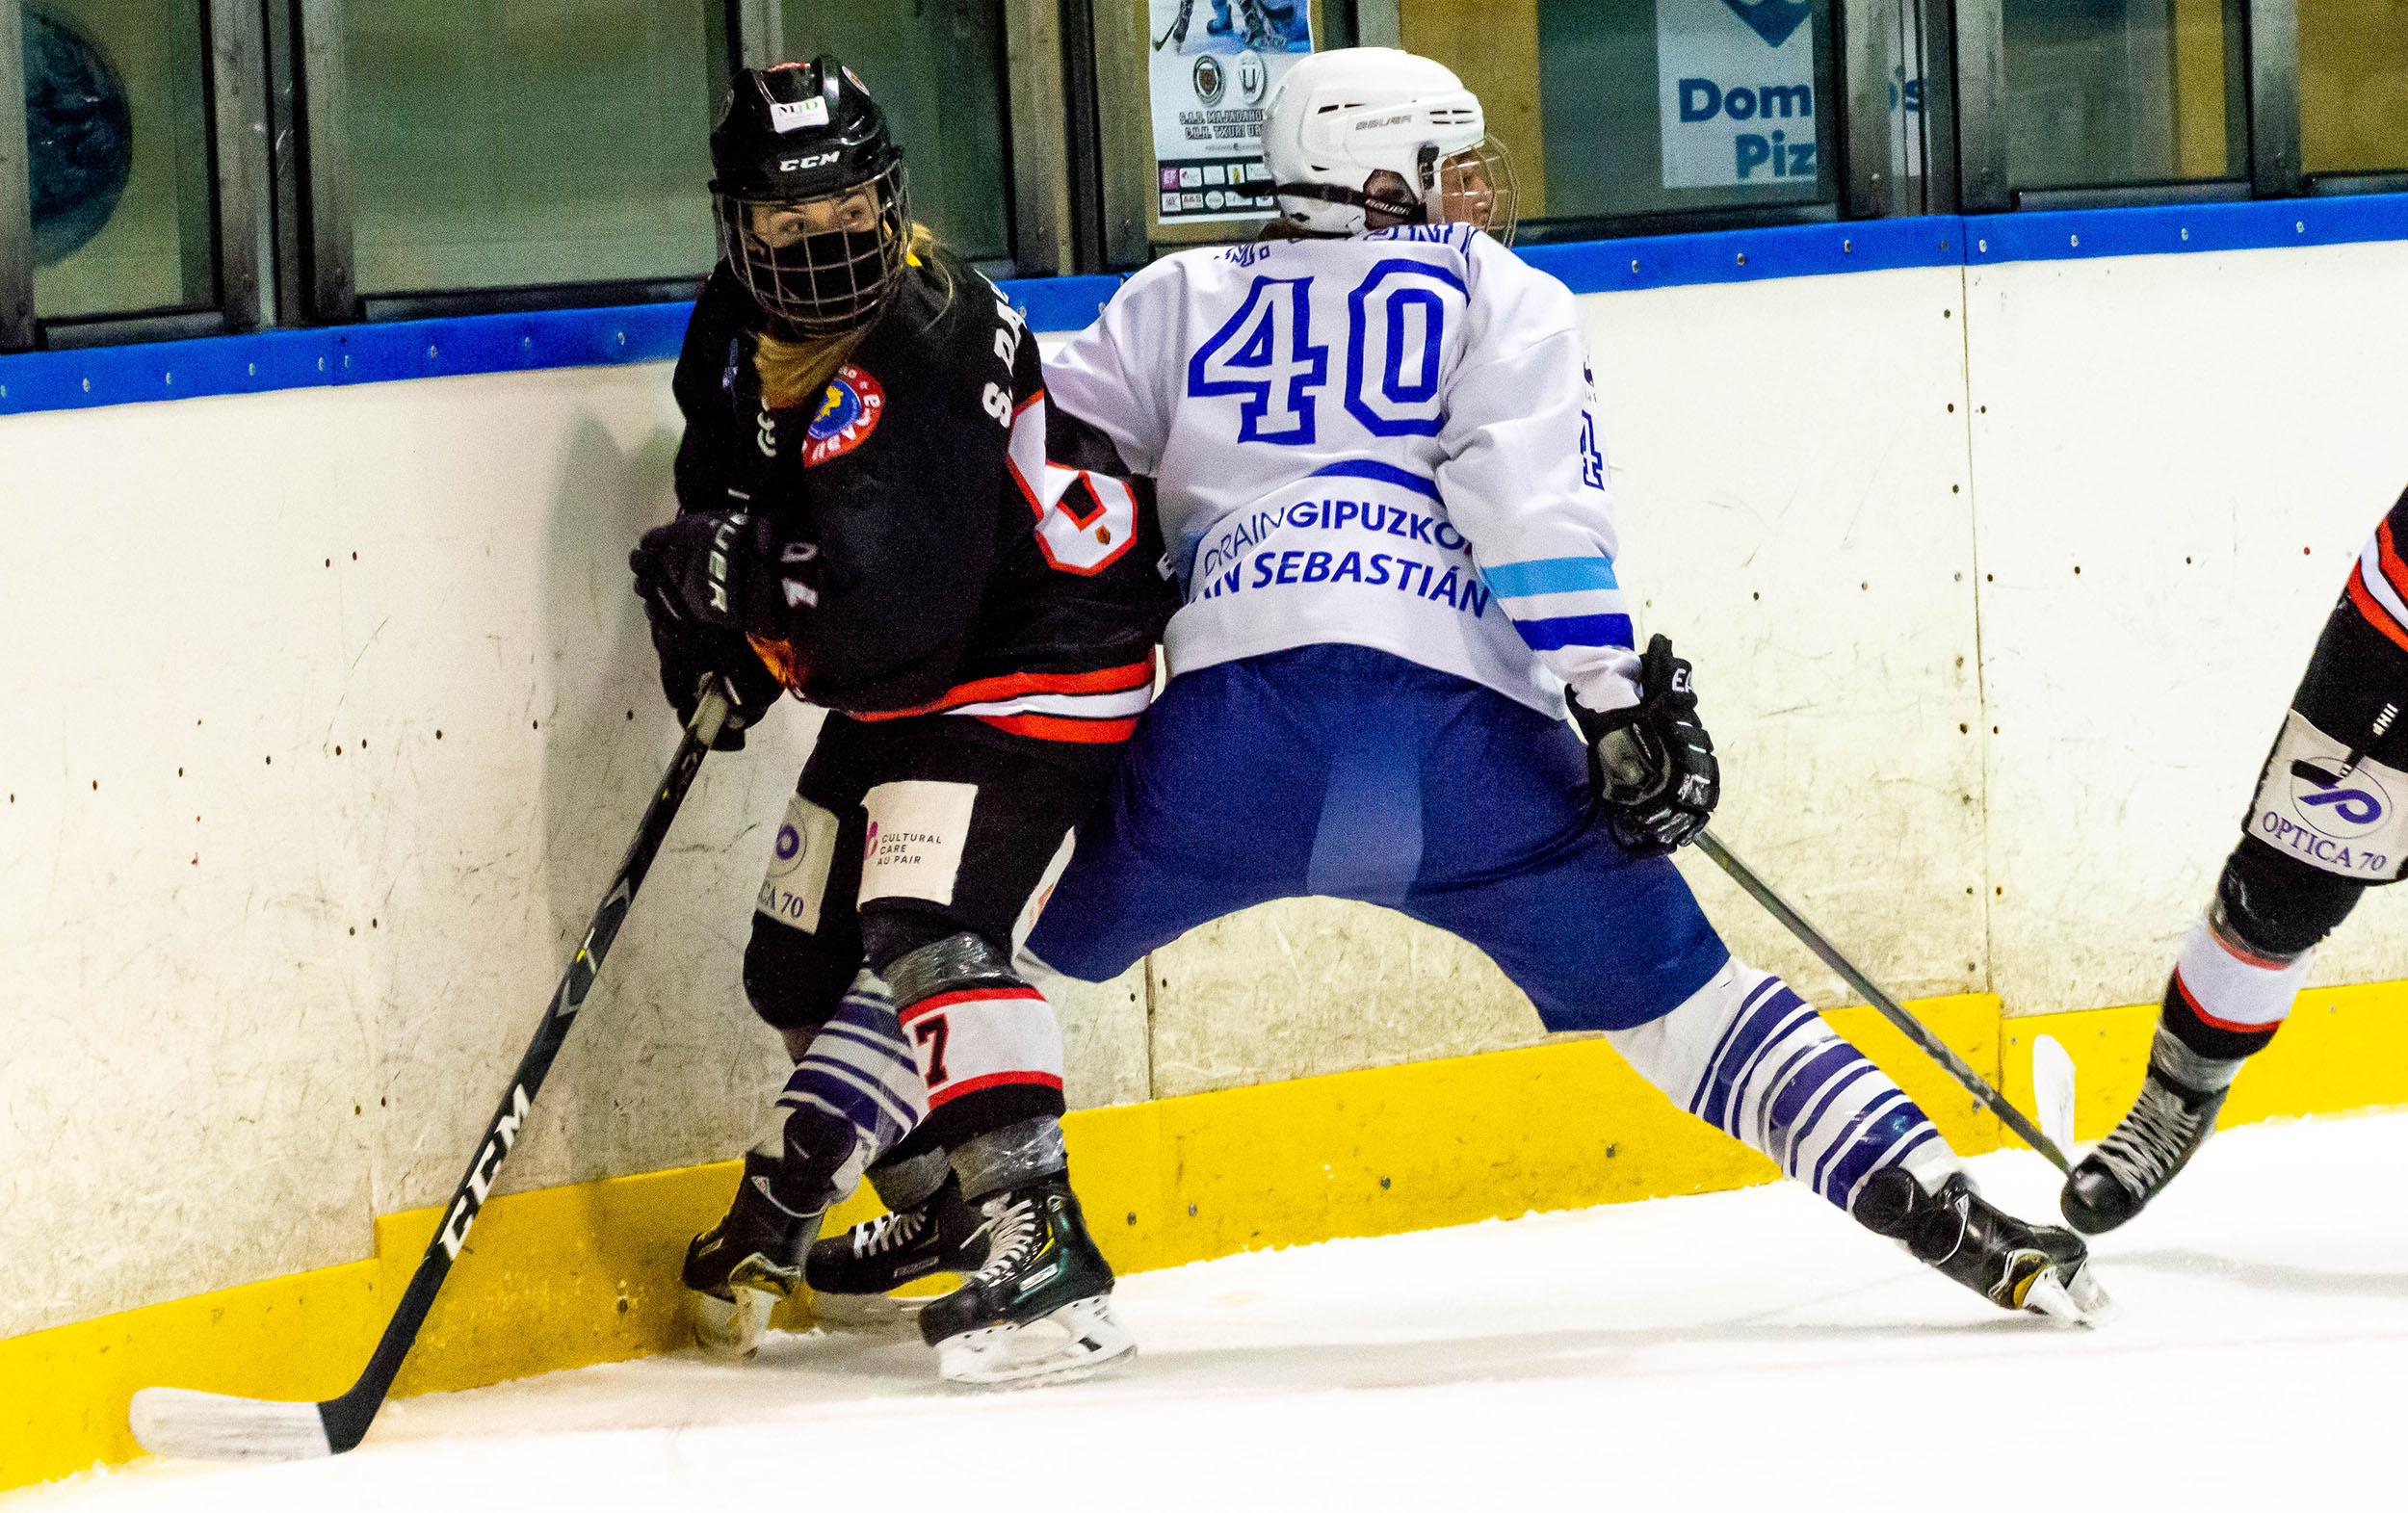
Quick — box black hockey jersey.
[671,248,1176,742]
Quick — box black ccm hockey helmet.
[710,58,911,334]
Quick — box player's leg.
[2063,501,2408,1231]
[1396,670,2096,1317]
[1153,0,1197,49]
[1021,650,1328,981]
[811,653,1331,1309]
[685,719,903,1354]
[841,717,1146,1383]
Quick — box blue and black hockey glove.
[1571,634,1721,856]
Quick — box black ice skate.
[2060,1064,2230,1235]
[1854,1167,2108,1324]
[916,1176,1136,1385]
[804,1169,990,1326]
[683,1151,822,1358]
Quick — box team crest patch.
[804,365,885,465]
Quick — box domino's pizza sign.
[1657,0,1819,189]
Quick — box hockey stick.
[1694,829,2074,1174]
[129,687,732,1462]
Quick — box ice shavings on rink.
[20,1111,2408,1511]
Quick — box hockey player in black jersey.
[2062,484,2408,1233]
[630,58,1173,1383]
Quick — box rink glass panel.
[2299,1,2408,179]
[341,0,719,296]
[26,0,217,321]
[777,0,1013,267]
[1996,0,2244,195]
[1525,0,1838,233]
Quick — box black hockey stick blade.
[129,688,731,1462]
[1694,828,2074,1174]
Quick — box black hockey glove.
[631,513,791,751]
[641,614,787,751]
[1570,634,1720,856]
[629,510,785,639]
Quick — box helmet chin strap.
[1271,179,1429,226]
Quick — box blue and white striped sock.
[754,973,928,1213]
[1607,958,1959,1211]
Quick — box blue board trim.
[11,195,2408,419]
[1964,192,2408,265]
[1524,215,1962,295]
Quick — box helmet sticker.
[770,96,830,133]
[803,365,886,465]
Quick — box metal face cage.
[1423,137,1519,245]
[716,159,913,335]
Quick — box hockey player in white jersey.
[809,47,2105,1323]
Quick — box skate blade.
[692,1285,778,1359]
[809,1288,936,1329]
[2020,1263,2113,1328]
[934,1295,1138,1388]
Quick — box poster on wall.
[1657,0,1819,190]
[1147,0,1316,223]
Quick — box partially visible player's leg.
[1021,649,1330,983]
[812,653,1332,1314]
[2065,506,2408,1231]
[1399,674,2096,1317]
[838,717,1143,1384]
[684,727,897,1355]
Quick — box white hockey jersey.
[1042,222,1638,718]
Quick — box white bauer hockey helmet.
[1262,47,1518,242]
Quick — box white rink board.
[1592,266,1986,1008]
[8,232,2408,1339]
[1968,240,2408,1014]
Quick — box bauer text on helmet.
[709,57,913,334]
[1262,47,1518,242]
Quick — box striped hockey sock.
[1608,959,1958,1210]
[759,974,929,1213]
[2159,908,2311,1065]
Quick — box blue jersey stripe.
[1481,556,1620,597]
[1511,612,1636,651]
[1306,458,1444,502]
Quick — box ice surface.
[20,1113,2408,1510]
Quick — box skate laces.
[851,1208,929,1259]
[2091,1075,2211,1196]
[967,1193,1042,1282]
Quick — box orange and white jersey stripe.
[852,658,1157,743]
[2347,510,2408,652]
